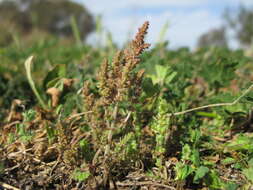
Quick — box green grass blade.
[24,56,47,109]
[70,15,82,46]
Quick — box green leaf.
[142,78,159,97]
[194,166,209,183]
[165,71,177,85]
[243,166,253,183]
[190,130,201,145]
[22,109,36,122]
[245,96,253,102]
[248,158,253,167]
[70,15,82,46]
[182,144,191,161]
[221,157,236,165]
[155,64,168,82]
[175,162,194,180]
[224,183,239,190]
[46,125,56,143]
[43,64,66,89]
[72,170,90,182]
[191,149,200,166]
[196,112,218,118]
[234,162,244,170]
[205,170,223,189]
[226,134,253,153]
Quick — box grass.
[0,21,253,189]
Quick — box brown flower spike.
[96,21,150,105]
[83,21,150,149]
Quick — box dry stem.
[167,84,253,117]
[0,182,20,190]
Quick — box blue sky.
[76,0,253,49]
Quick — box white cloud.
[78,0,250,48]
[86,9,221,49]
[80,0,252,14]
[80,0,207,13]
[167,11,222,48]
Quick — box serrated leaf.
[191,149,200,166]
[182,144,191,161]
[165,71,177,84]
[190,130,201,145]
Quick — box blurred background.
[0,0,253,49]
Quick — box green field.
[0,22,253,189]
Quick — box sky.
[76,0,253,49]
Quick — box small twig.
[32,158,48,166]
[167,84,253,117]
[49,159,60,176]
[4,163,21,172]
[116,181,176,190]
[67,111,93,120]
[92,148,102,166]
[7,148,33,158]
[0,182,20,190]
[119,111,132,128]
[3,121,20,130]
[124,111,132,123]
[220,176,242,183]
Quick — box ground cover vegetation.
[0,21,253,190]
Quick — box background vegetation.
[0,0,94,46]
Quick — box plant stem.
[167,84,253,117]
[104,104,118,159]
[70,15,82,47]
[102,104,118,186]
